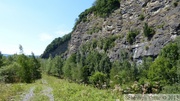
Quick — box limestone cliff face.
[68,0,180,61]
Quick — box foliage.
[0,47,41,83]
[0,74,123,101]
[41,34,180,94]
[0,51,3,67]
[41,33,71,58]
[97,35,118,51]
[139,14,145,21]
[73,0,120,31]
[127,29,139,44]
[93,0,120,17]
[87,26,102,34]
[148,42,179,85]
[89,72,107,88]
[138,57,153,81]
[63,54,76,79]
[161,83,180,94]
[30,52,42,79]
[0,62,20,83]
[143,23,155,38]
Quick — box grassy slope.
[0,75,122,101]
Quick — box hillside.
[68,0,180,61]
[41,0,180,95]
[41,33,71,58]
[44,0,180,61]
[0,1,180,100]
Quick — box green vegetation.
[87,26,102,34]
[127,29,139,44]
[93,0,120,17]
[73,0,120,31]
[143,23,155,39]
[0,74,122,101]
[139,14,145,21]
[41,36,180,94]
[1,0,180,100]
[0,45,41,83]
[1,36,180,100]
[0,52,3,67]
[97,35,119,51]
[41,33,71,58]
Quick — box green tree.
[30,52,41,80]
[17,54,32,83]
[148,43,179,85]
[51,55,64,77]
[138,57,153,83]
[99,53,111,75]
[46,54,53,75]
[81,66,91,83]
[160,43,179,65]
[63,54,76,79]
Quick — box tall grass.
[0,74,123,101]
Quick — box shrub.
[87,27,102,34]
[0,62,20,83]
[94,0,120,17]
[139,14,145,21]
[89,72,107,88]
[127,30,139,44]
[143,23,155,38]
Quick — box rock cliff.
[68,0,180,61]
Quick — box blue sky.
[0,0,95,55]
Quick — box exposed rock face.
[68,0,180,61]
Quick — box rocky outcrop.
[68,0,180,61]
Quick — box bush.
[139,14,145,21]
[87,27,102,34]
[94,0,120,17]
[89,72,107,88]
[0,62,20,83]
[161,83,180,94]
[143,23,155,38]
[127,30,139,44]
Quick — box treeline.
[0,45,41,83]
[43,36,180,94]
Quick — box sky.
[0,0,95,55]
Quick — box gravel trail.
[22,87,35,101]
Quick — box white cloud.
[55,25,71,37]
[55,30,70,37]
[39,33,53,42]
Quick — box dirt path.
[21,79,54,101]
[22,87,35,101]
[42,87,54,101]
